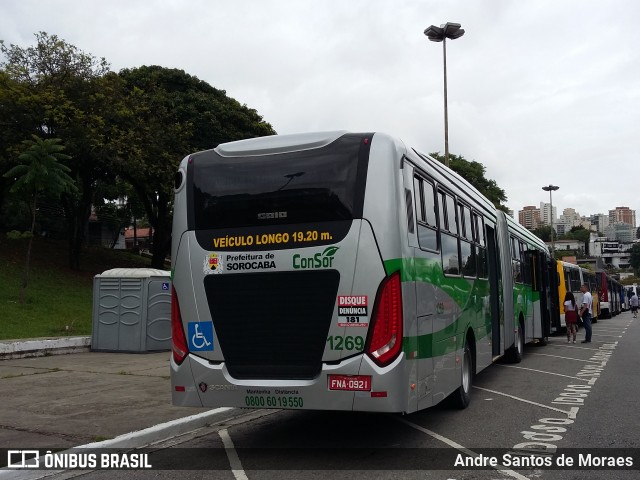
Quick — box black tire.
[449,341,473,409]
[506,321,524,364]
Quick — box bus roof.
[215,131,348,157]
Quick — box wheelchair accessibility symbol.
[187,322,214,351]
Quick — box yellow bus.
[556,261,599,326]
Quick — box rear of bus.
[597,272,611,318]
[170,131,411,412]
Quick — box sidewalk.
[0,345,223,451]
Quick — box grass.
[0,234,152,340]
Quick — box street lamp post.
[424,22,465,168]
[542,185,560,258]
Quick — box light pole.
[542,185,559,258]
[424,22,465,168]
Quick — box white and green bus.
[170,131,557,413]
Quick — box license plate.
[328,375,371,391]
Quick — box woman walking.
[564,292,578,343]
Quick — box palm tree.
[3,135,76,303]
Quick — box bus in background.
[581,268,600,321]
[556,261,599,324]
[610,277,623,316]
[170,131,557,414]
[557,261,582,327]
[596,270,620,318]
[619,282,627,312]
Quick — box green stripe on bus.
[384,257,479,308]
[385,257,535,360]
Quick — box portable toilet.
[91,268,172,352]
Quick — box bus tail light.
[366,272,403,367]
[171,286,189,365]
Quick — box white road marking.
[567,406,580,419]
[590,334,623,338]
[219,428,248,480]
[495,364,587,381]
[396,418,530,480]
[528,353,603,363]
[473,386,573,416]
[546,344,596,350]
[558,345,600,351]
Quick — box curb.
[0,407,234,479]
[78,406,234,449]
[0,337,91,360]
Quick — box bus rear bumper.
[171,353,408,413]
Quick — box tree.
[3,135,76,302]
[563,226,591,255]
[629,243,640,275]
[94,178,146,248]
[116,66,276,268]
[430,152,508,211]
[532,225,552,242]
[1,32,118,269]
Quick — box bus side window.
[438,191,447,230]
[511,237,522,283]
[461,241,476,278]
[413,176,424,223]
[475,215,487,278]
[477,246,488,279]
[445,194,458,235]
[459,204,473,241]
[520,241,531,285]
[423,180,437,227]
[416,177,438,252]
[439,190,460,275]
[477,216,485,246]
[441,233,460,275]
[573,269,581,293]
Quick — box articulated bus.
[611,277,623,316]
[583,269,601,320]
[556,262,600,325]
[596,271,623,318]
[170,131,558,413]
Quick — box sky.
[1,0,639,219]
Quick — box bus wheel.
[506,321,524,364]
[449,341,473,409]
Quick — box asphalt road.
[7,312,640,480]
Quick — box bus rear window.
[188,135,368,230]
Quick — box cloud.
[1,0,639,221]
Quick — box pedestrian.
[579,283,593,343]
[564,291,578,343]
[630,291,639,318]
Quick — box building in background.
[590,236,633,269]
[518,205,540,230]
[557,208,582,236]
[605,222,635,243]
[590,213,609,234]
[604,207,636,242]
[539,202,557,231]
[546,239,585,254]
[609,206,636,228]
